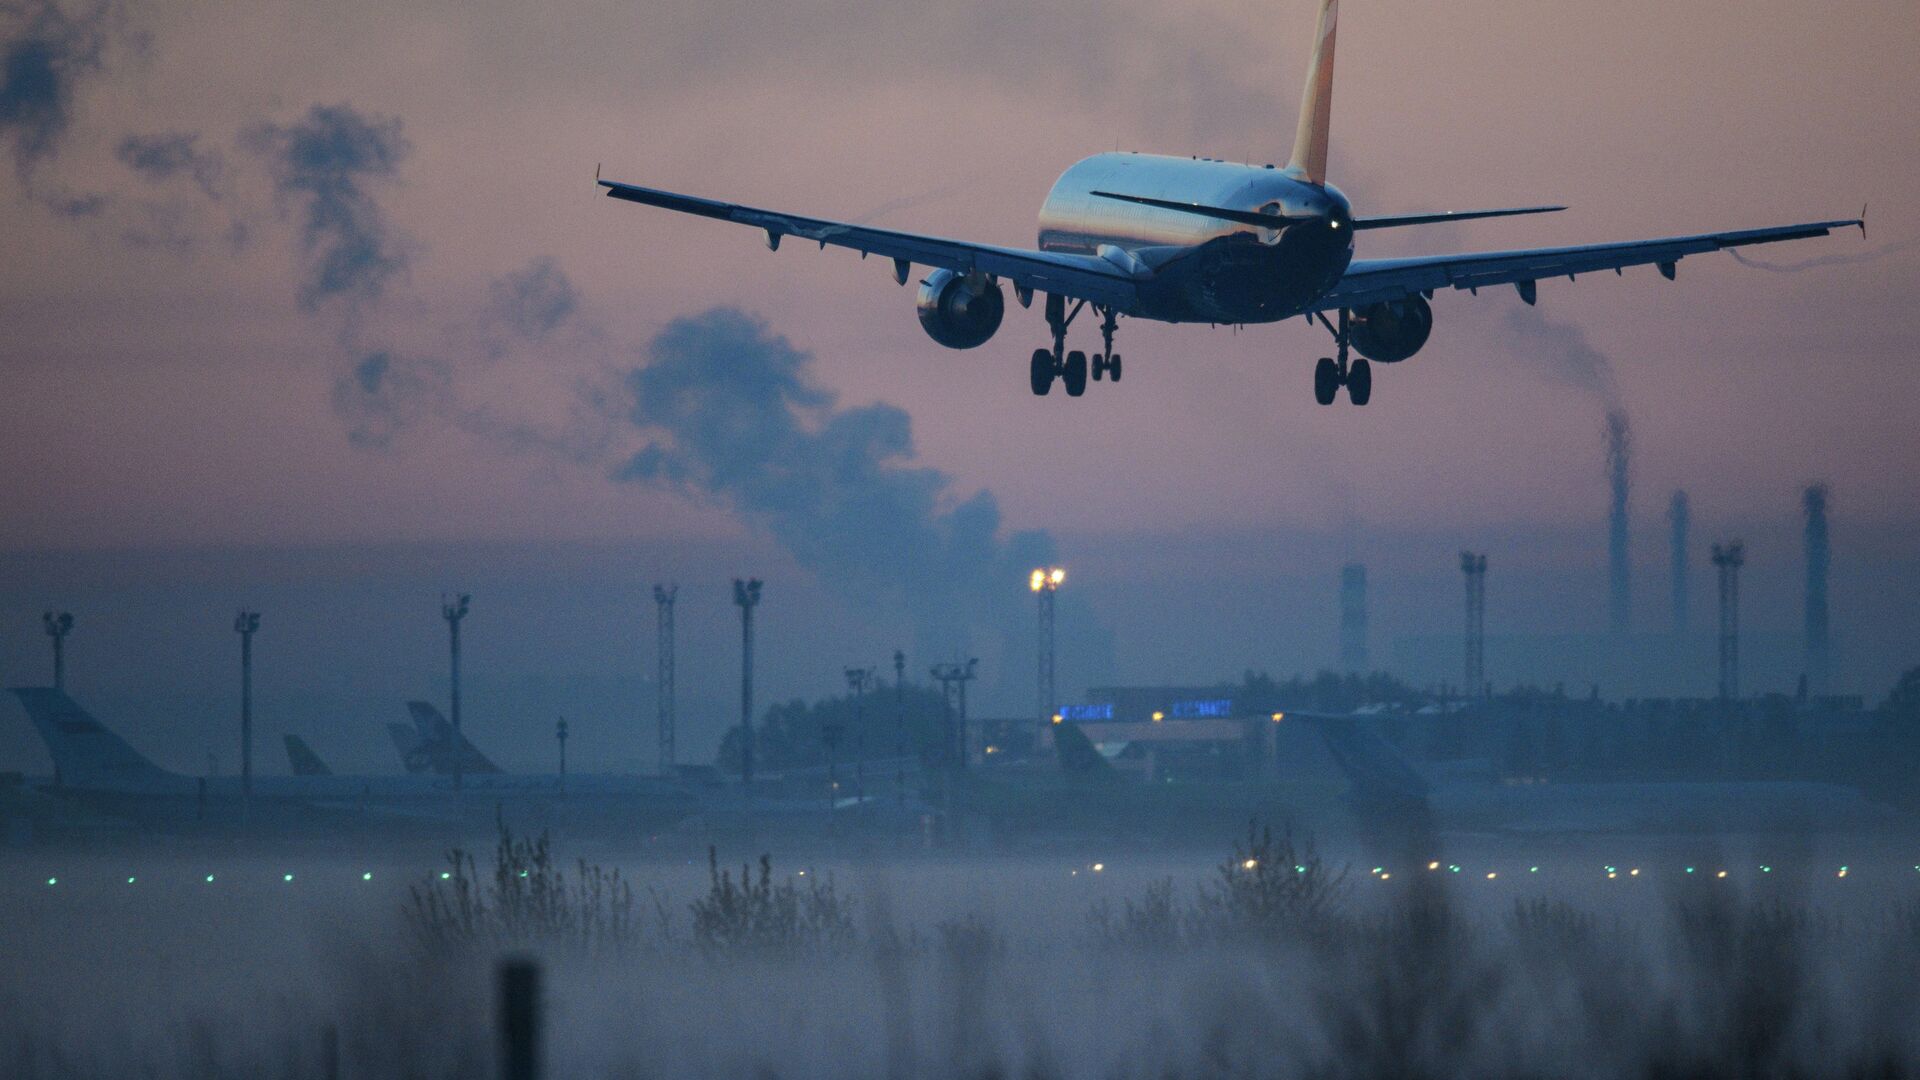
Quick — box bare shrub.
[688,848,855,957]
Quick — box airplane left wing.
[598,178,1143,310]
[1316,217,1862,311]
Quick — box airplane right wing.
[1316,217,1862,311]
[599,178,1145,310]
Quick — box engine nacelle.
[916,268,1005,350]
[1350,295,1433,363]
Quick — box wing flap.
[1319,218,1860,310]
[600,179,1142,309]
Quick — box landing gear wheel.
[1313,357,1339,406]
[1030,348,1055,396]
[1108,353,1122,382]
[1063,350,1088,397]
[1091,354,1107,382]
[1347,357,1372,406]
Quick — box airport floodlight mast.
[42,611,73,691]
[845,666,875,801]
[442,593,470,792]
[930,659,980,768]
[893,649,906,803]
[1712,542,1746,702]
[733,578,762,787]
[1030,567,1065,746]
[653,585,678,773]
[234,610,260,813]
[1460,553,1487,697]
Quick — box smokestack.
[1803,483,1831,696]
[1712,541,1744,701]
[1605,410,1631,637]
[1339,563,1368,672]
[1460,552,1487,697]
[653,585,677,774]
[1668,490,1690,635]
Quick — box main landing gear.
[1030,296,1122,397]
[1312,307,1371,406]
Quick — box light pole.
[234,610,260,815]
[733,578,762,787]
[1030,568,1064,749]
[442,593,470,792]
[42,611,73,692]
[556,717,569,779]
[845,666,875,802]
[892,649,906,804]
[930,659,980,768]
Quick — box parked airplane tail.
[283,734,333,776]
[10,687,180,789]
[1052,722,1114,776]
[387,722,431,773]
[401,700,504,774]
[1296,711,1430,809]
[1286,0,1338,184]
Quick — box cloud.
[116,130,223,199]
[487,256,577,340]
[330,349,449,448]
[242,104,412,310]
[0,0,117,180]
[619,307,1054,638]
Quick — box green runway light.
[1371,867,1383,875]
[205,874,215,883]
[518,870,528,878]
[1294,865,1305,874]
[1760,865,1772,873]
[284,873,294,882]
[127,876,136,884]
[440,871,451,880]
[1529,866,1539,873]
[361,872,372,881]
[46,877,56,886]
[1685,867,1695,874]
[1448,865,1460,873]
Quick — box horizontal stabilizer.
[1089,190,1316,230]
[1352,205,1566,230]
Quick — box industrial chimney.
[1667,490,1690,636]
[1803,483,1831,696]
[1339,563,1368,672]
[1605,410,1632,637]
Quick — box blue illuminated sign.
[1058,704,1114,721]
[1170,699,1234,719]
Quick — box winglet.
[1285,0,1339,185]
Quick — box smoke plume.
[1503,307,1621,405]
[619,307,1054,642]
[242,104,412,310]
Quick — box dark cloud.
[242,104,412,310]
[330,349,449,448]
[487,256,577,339]
[116,130,223,199]
[619,307,1054,639]
[0,0,116,181]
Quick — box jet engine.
[916,269,1005,350]
[1350,295,1433,363]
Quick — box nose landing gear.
[1029,297,1119,397]
[1312,307,1372,406]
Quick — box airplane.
[1303,710,1893,835]
[9,687,695,831]
[388,700,504,776]
[595,0,1861,406]
[283,734,333,776]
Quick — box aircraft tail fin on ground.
[1052,722,1114,775]
[10,687,178,789]
[388,722,431,773]
[284,734,333,776]
[1298,712,1429,808]
[400,700,504,775]
[1286,0,1338,185]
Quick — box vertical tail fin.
[284,734,334,776]
[1286,0,1339,185]
[10,687,180,789]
